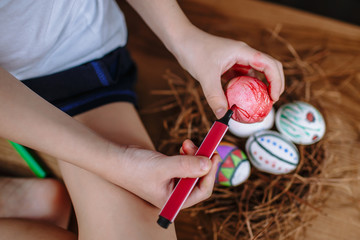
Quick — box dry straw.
[141,24,360,239]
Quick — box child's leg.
[0,178,74,240]
[0,177,71,228]
[58,102,177,240]
[0,218,76,240]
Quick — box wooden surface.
[193,0,360,40]
[1,0,359,239]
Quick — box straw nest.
[141,21,360,240]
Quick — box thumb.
[167,155,212,179]
[200,77,228,119]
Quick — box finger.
[182,153,221,208]
[165,155,212,179]
[270,59,285,97]
[277,60,285,94]
[179,146,184,155]
[200,76,228,119]
[181,139,198,156]
[246,51,284,102]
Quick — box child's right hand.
[104,139,220,209]
[173,28,285,119]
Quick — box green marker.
[8,141,47,178]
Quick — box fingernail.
[200,158,211,171]
[185,140,195,149]
[272,93,279,102]
[213,153,221,165]
[216,108,227,119]
[180,147,184,155]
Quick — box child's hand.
[108,139,220,209]
[179,139,220,208]
[175,28,285,118]
[126,0,284,118]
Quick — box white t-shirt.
[0,0,127,80]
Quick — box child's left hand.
[104,139,220,209]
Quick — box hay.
[141,24,360,239]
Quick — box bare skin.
[0,219,76,240]
[59,102,178,239]
[0,67,215,210]
[0,102,217,239]
[0,177,71,229]
[127,0,284,118]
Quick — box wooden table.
[1,0,359,239]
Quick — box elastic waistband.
[22,47,134,103]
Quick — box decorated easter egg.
[225,76,273,123]
[228,107,275,138]
[215,142,251,186]
[245,130,299,174]
[275,101,326,145]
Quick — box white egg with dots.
[246,130,299,175]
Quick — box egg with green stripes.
[275,101,326,145]
[246,130,299,174]
[215,142,251,186]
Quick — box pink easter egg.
[225,76,273,123]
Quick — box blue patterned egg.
[246,130,299,174]
[275,101,326,145]
[215,142,251,186]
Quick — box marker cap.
[157,215,171,229]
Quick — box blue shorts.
[22,47,137,116]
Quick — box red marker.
[157,106,235,228]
